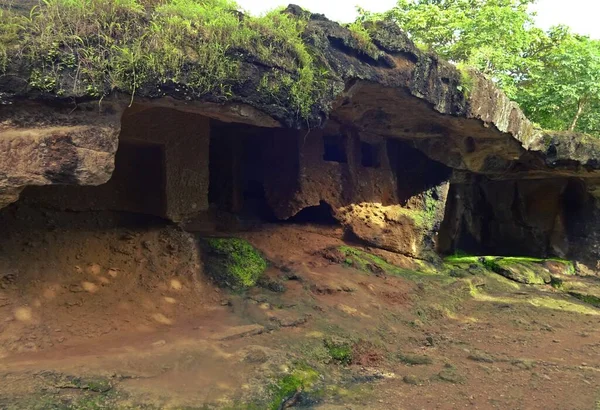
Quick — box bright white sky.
[236,0,600,39]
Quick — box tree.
[516,28,600,133]
[359,0,541,95]
[359,0,600,136]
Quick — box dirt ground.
[0,204,599,409]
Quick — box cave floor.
[0,208,599,409]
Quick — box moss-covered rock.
[268,364,320,410]
[445,255,573,285]
[491,260,552,285]
[203,237,267,291]
[338,246,441,278]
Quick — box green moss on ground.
[339,246,440,278]
[324,339,352,365]
[204,237,267,290]
[398,353,433,365]
[569,292,600,308]
[445,255,574,285]
[0,0,327,118]
[436,363,465,384]
[268,364,320,410]
[445,254,572,267]
[3,378,125,410]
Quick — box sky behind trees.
[236,0,600,38]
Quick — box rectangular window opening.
[323,135,347,163]
[361,141,380,168]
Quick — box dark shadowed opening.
[563,178,590,236]
[386,139,452,205]
[323,134,348,163]
[360,142,381,168]
[208,119,301,224]
[286,201,339,225]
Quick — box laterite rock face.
[2,4,600,265]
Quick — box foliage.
[346,21,380,57]
[204,237,267,290]
[359,0,600,136]
[0,0,325,118]
[0,9,23,72]
[359,0,539,93]
[515,27,600,133]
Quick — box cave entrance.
[323,134,348,163]
[16,107,310,233]
[386,138,452,205]
[207,119,301,227]
[360,142,381,168]
[17,106,213,225]
[438,177,590,259]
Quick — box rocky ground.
[0,205,599,409]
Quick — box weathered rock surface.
[0,102,120,208]
[2,4,600,264]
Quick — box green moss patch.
[269,364,320,410]
[436,364,465,384]
[445,255,573,285]
[455,63,475,98]
[339,246,440,278]
[324,338,352,365]
[394,188,441,231]
[346,21,380,58]
[568,292,600,308]
[203,237,267,291]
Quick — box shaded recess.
[361,142,381,168]
[17,106,303,230]
[323,135,348,163]
[286,201,339,225]
[387,139,452,205]
[19,106,210,223]
[22,140,167,217]
[207,118,300,224]
[438,175,600,261]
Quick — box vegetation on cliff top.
[359,0,600,136]
[0,0,325,118]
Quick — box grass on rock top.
[0,0,326,118]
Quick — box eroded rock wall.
[21,106,210,222]
[122,107,210,222]
[256,123,452,257]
